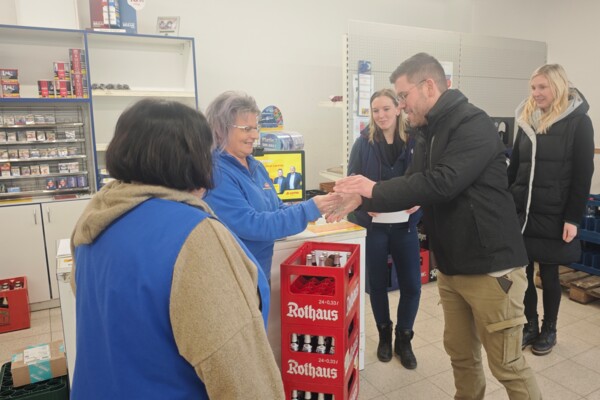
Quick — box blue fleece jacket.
[204,151,321,277]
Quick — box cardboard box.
[0,68,18,82]
[38,80,56,98]
[1,82,20,97]
[10,341,67,387]
[53,62,70,81]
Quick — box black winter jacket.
[347,126,421,229]
[508,89,594,264]
[362,90,528,275]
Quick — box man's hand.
[405,205,421,214]
[333,175,376,198]
[324,193,362,223]
[563,222,578,243]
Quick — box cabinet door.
[42,199,90,299]
[0,204,50,303]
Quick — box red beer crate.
[281,242,360,329]
[420,248,430,285]
[284,366,359,400]
[281,307,359,386]
[0,276,30,334]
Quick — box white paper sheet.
[371,211,410,224]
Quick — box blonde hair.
[519,64,570,134]
[368,89,407,143]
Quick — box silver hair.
[205,91,260,151]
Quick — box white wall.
[4,0,600,191]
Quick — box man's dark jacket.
[362,89,528,275]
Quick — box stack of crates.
[0,276,30,334]
[280,242,360,400]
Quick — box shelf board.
[0,139,85,146]
[92,90,195,98]
[570,263,600,276]
[3,155,87,163]
[0,98,90,104]
[0,171,89,181]
[0,123,84,129]
[318,101,344,109]
[0,187,90,199]
[319,166,343,181]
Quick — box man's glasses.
[231,124,260,133]
[397,79,427,102]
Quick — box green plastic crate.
[0,362,69,400]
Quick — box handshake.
[312,175,419,223]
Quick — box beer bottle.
[315,336,326,354]
[290,333,299,352]
[301,334,313,352]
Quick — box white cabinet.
[0,199,89,303]
[0,204,49,303]
[41,199,89,300]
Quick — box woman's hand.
[312,193,341,215]
[405,205,420,214]
[562,222,578,243]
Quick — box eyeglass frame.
[397,79,427,103]
[231,124,260,133]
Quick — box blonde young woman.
[347,89,422,368]
[508,64,594,355]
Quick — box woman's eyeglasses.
[231,124,260,133]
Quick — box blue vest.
[72,198,270,399]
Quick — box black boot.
[522,316,539,349]
[395,329,417,369]
[376,322,393,362]
[532,319,557,356]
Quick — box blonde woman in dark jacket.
[508,64,594,356]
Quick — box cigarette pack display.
[25,114,35,125]
[44,114,56,124]
[30,165,40,175]
[57,177,68,189]
[4,115,15,125]
[56,80,72,98]
[0,149,7,160]
[67,176,77,188]
[64,130,76,139]
[69,48,87,75]
[45,178,56,190]
[36,131,46,141]
[58,163,69,173]
[18,148,30,159]
[119,0,137,33]
[10,166,20,176]
[0,131,5,142]
[40,164,50,174]
[0,276,30,334]
[20,166,30,176]
[0,68,18,81]
[1,82,20,97]
[38,80,56,98]
[7,149,18,159]
[34,114,46,124]
[71,73,88,98]
[67,146,78,156]
[14,115,26,125]
[7,187,20,192]
[38,148,48,158]
[17,131,26,141]
[1,162,11,176]
[0,115,3,125]
[6,132,16,142]
[26,130,37,141]
[57,147,68,157]
[0,183,5,193]
[68,162,79,172]
[53,62,70,81]
[77,175,88,187]
[45,131,56,141]
[30,149,40,158]
[47,148,57,157]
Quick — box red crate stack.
[281,242,360,400]
[0,276,30,334]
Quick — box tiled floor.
[1,282,600,399]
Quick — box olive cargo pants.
[437,268,541,400]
